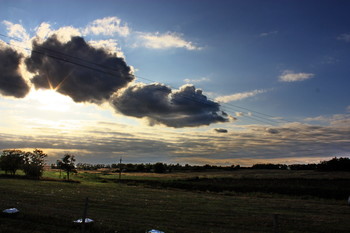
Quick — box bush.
[0,149,24,175]
[22,149,47,179]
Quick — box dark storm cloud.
[25,35,134,103]
[214,128,228,133]
[0,46,30,98]
[21,35,228,128]
[111,83,229,128]
[266,128,279,134]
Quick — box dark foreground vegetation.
[1,169,350,233]
[1,149,350,232]
[120,176,350,199]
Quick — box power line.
[2,33,343,150]
[0,33,290,126]
[2,34,347,159]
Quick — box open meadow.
[1,169,350,233]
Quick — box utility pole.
[119,157,122,180]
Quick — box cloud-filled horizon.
[1,1,349,165]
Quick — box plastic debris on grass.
[3,208,19,214]
[146,230,165,233]
[73,218,94,223]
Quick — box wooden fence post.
[273,214,279,233]
[81,197,89,233]
[119,157,122,180]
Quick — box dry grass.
[1,170,350,232]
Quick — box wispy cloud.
[83,16,130,37]
[304,116,328,122]
[337,33,350,42]
[2,119,349,165]
[215,89,266,103]
[184,77,210,83]
[2,20,30,41]
[304,113,350,127]
[4,17,201,52]
[279,70,314,82]
[259,30,278,37]
[135,32,201,50]
[1,99,349,166]
[2,20,31,54]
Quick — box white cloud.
[54,26,82,43]
[88,39,125,58]
[135,32,201,50]
[215,89,266,103]
[304,113,350,127]
[2,20,31,55]
[35,22,53,39]
[83,16,130,37]
[329,115,350,126]
[346,105,350,113]
[34,22,81,43]
[304,116,328,122]
[259,30,278,37]
[2,20,30,41]
[184,77,210,83]
[279,70,314,82]
[337,33,350,42]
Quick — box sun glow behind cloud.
[27,89,74,112]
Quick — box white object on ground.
[147,230,165,233]
[3,208,19,214]
[73,218,94,223]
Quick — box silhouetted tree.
[136,163,145,172]
[0,149,24,175]
[57,154,76,180]
[317,157,350,171]
[154,162,166,173]
[22,149,47,179]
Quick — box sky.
[0,0,349,166]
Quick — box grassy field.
[1,169,350,233]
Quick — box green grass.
[1,170,350,232]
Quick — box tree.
[154,162,167,173]
[57,154,76,180]
[0,149,24,175]
[22,149,47,179]
[317,157,350,171]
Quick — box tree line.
[63,162,241,173]
[0,149,76,179]
[66,158,350,173]
[56,158,350,173]
[1,148,349,178]
[250,157,350,171]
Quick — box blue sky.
[0,0,349,166]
